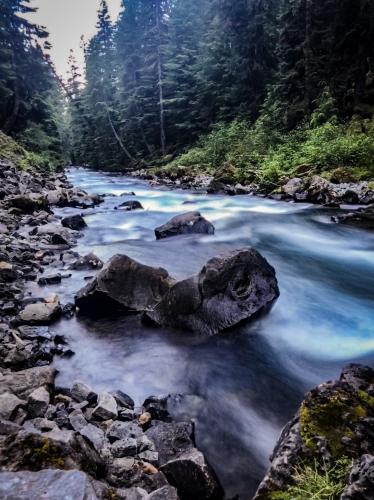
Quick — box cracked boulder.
[75,254,175,315]
[147,247,279,335]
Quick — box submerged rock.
[75,254,175,315]
[155,211,215,240]
[332,204,374,230]
[117,200,144,211]
[70,252,103,270]
[147,247,279,335]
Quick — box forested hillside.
[0,0,66,168]
[68,0,374,186]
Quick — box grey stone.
[0,392,25,421]
[71,380,97,404]
[0,365,56,399]
[161,448,223,500]
[341,454,374,500]
[111,437,138,457]
[18,296,61,325]
[80,423,105,451]
[138,451,159,466]
[107,421,143,442]
[69,409,88,432]
[92,392,118,421]
[0,469,100,500]
[148,485,179,500]
[61,214,87,230]
[27,386,50,418]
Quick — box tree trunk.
[304,0,313,112]
[155,0,166,155]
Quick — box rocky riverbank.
[132,169,374,230]
[0,160,223,499]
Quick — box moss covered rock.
[254,364,374,500]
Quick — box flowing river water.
[44,167,374,498]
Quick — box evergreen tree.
[0,0,64,166]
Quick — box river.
[45,167,374,498]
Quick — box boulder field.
[75,248,279,336]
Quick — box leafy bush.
[165,116,374,188]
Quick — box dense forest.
[1,0,374,185]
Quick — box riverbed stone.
[70,252,104,270]
[0,392,25,420]
[0,261,17,282]
[18,295,62,325]
[80,423,105,452]
[71,380,97,404]
[147,247,279,335]
[0,469,100,500]
[107,421,143,442]
[75,254,175,315]
[61,214,87,230]
[111,390,135,410]
[110,437,138,457]
[155,211,215,240]
[148,485,180,500]
[0,365,56,399]
[117,200,144,211]
[161,448,223,500]
[27,386,50,418]
[92,392,118,421]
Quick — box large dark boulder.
[61,214,87,230]
[155,212,215,240]
[147,248,279,335]
[75,254,175,315]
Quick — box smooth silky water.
[45,168,374,498]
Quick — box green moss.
[299,388,371,458]
[29,438,67,470]
[357,389,374,408]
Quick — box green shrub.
[165,116,374,188]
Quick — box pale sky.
[28,0,122,79]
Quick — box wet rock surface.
[254,364,374,499]
[75,254,175,314]
[155,211,215,239]
[148,248,279,335]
